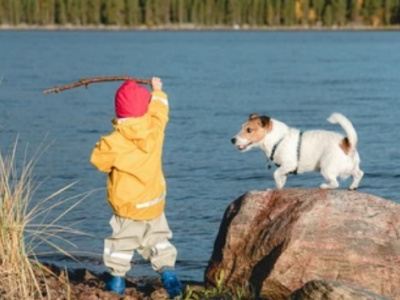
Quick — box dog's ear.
[249,113,259,120]
[259,116,271,128]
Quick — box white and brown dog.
[231,113,363,190]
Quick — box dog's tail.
[328,113,358,148]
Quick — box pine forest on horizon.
[0,0,399,28]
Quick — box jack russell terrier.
[231,113,363,190]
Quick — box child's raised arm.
[149,77,169,132]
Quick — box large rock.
[205,189,400,300]
[289,280,393,300]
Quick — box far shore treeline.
[0,0,399,28]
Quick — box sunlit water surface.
[0,31,399,281]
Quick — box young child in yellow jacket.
[90,77,183,297]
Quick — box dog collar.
[269,137,284,162]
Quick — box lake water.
[0,30,399,282]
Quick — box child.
[90,77,183,298]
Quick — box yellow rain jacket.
[90,90,169,221]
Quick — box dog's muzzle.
[231,137,252,151]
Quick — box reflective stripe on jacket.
[90,90,169,220]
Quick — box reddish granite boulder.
[289,280,393,300]
[205,189,400,300]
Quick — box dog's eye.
[246,128,253,133]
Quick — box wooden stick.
[43,76,151,94]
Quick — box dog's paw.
[320,183,330,189]
[320,181,341,189]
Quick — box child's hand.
[151,77,162,91]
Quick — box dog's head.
[231,114,272,152]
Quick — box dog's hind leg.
[320,170,339,189]
[349,167,363,190]
[349,152,363,190]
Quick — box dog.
[231,113,363,190]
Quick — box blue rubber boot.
[105,275,125,295]
[161,270,184,298]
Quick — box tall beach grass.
[0,140,89,299]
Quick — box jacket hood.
[112,116,154,152]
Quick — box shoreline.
[1,23,400,31]
[39,263,204,299]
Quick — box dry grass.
[0,140,89,299]
[183,270,252,300]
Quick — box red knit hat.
[115,80,151,118]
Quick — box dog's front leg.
[273,165,295,189]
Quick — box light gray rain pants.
[103,213,177,277]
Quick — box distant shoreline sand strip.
[1,23,400,31]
